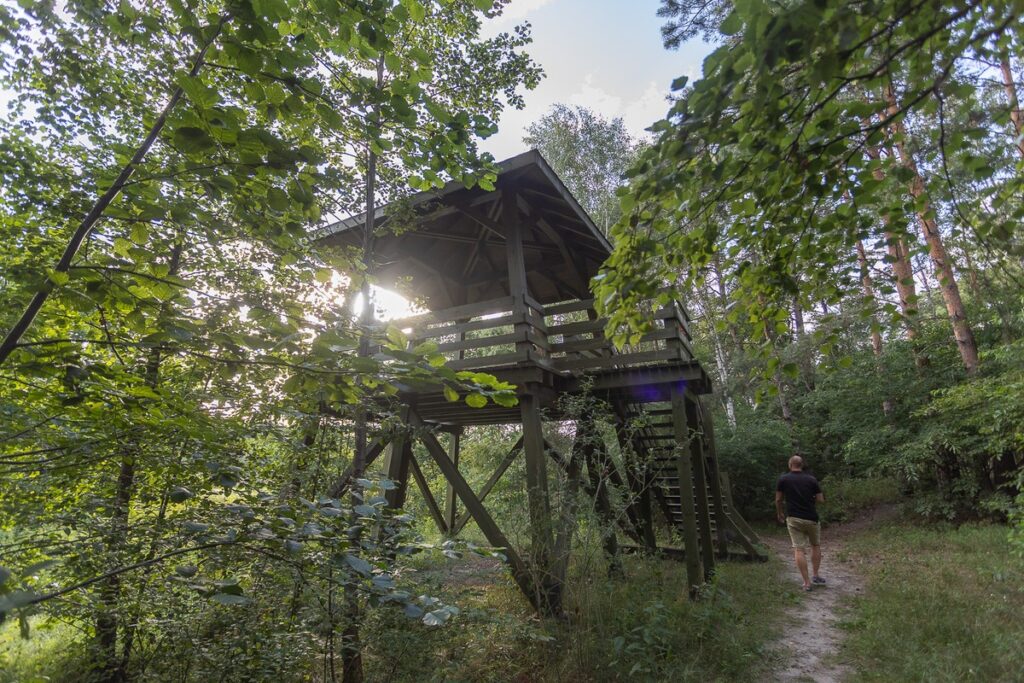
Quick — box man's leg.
[793,547,810,587]
[811,544,822,579]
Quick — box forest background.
[0,0,1021,681]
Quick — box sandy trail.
[763,505,897,683]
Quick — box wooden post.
[670,383,703,597]
[384,418,412,509]
[444,429,461,533]
[686,396,716,580]
[409,453,449,535]
[520,391,558,613]
[504,192,559,614]
[700,401,731,559]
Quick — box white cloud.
[568,74,624,118]
[622,80,670,135]
[497,0,557,21]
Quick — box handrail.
[371,294,693,376]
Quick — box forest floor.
[763,504,899,683]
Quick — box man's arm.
[815,493,824,503]
[775,491,785,523]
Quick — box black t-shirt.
[776,471,822,522]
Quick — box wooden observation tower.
[321,150,763,614]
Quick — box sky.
[479,0,713,160]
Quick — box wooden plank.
[435,330,526,353]
[453,436,524,533]
[542,298,595,316]
[412,314,517,340]
[553,348,684,372]
[408,453,449,535]
[547,318,605,337]
[549,326,678,354]
[413,417,538,610]
[671,383,703,597]
[447,349,531,371]
[390,296,515,328]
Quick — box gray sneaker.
[812,576,826,585]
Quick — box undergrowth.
[362,547,787,682]
[837,519,1024,682]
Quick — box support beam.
[670,383,703,597]
[686,396,716,580]
[519,392,558,612]
[699,401,731,560]
[327,435,393,498]
[384,424,412,509]
[409,453,449,535]
[452,436,523,534]
[413,415,539,611]
[444,430,461,533]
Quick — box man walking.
[775,455,825,591]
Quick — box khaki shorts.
[786,517,821,548]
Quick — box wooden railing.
[378,294,693,375]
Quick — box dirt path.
[764,505,898,683]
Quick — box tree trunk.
[886,88,980,374]
[94,243,182,682]
[999,54,1024,158]
[864,134,925,364]
[856,240,893,415]
[792,296,805,337]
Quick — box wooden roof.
[319,150,612,310]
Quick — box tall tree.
[523,104,638,234]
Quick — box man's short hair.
[788,455,804,470]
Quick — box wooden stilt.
[520,391,559,614]
[444,429,461,533]
[686,396,716,580]
[699,402,731,559]
[409,453,448,534]
[670,383,703,596]
[384,426,412,509]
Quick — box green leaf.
[443,385,459,402]
[172,126,216,154]
[168,486,194,503]
[211,593,250,606]
[465,393,487,409]
[345,554,372,576]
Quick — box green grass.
[837,518,1024,683]
[362,546,791,682]
[0,616,81,683]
